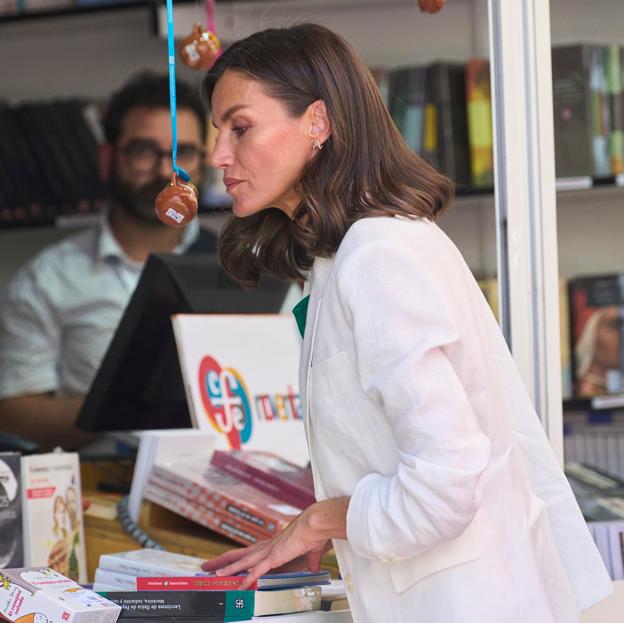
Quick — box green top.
[292,294,310,338]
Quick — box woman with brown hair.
[201,23,611,623]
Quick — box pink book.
[210,450,315,510]
[144,479,266,546]
[151,461,302,535]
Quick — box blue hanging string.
[166,0,190,182]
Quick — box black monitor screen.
[76,253,290,432]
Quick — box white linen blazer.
[299,216,612,623]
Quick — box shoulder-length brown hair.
[203,23,453,287]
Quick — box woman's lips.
[224,178,243,192]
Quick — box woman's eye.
[232,126,248,136]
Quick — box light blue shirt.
[0,212,199,399]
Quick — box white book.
[98,548,206,577]
[21,452,87,583]
[127,429,215,522]
[92,583,125,593]
[94,567,137,590]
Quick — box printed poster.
[173,314,308,466]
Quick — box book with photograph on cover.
[568,274,624,398]
[0,453,22,569]
[21,452,86,583]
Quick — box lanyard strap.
[166,0,190,182]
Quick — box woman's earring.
[312,138,324,151]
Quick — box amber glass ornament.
[155,173,198,227]
[417,0,445,13]
[179,22,221,70]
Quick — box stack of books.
[92,549,333,619]
[143,450,315,546]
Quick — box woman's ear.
[307,100,332,145]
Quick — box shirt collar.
[96,207,201,266]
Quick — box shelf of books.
[2,39,623,228]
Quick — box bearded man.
[0,72,217,450]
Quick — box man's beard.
[108,168,169,225]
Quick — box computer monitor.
[76,253,290,433]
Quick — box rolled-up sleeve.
[0,270,60,399]
[337,237,492,562]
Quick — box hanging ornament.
[156,0,199,227]
[418,0,446,14]
[180,22,221,70]
[155,173,198,228]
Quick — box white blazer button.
[345,575,355,593]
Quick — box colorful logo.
[198,356,253,449]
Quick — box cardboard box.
[0,567,120,623]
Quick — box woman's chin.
[232,201,266,218]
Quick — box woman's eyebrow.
[212,104,251,128]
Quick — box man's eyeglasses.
[119,139,204,174]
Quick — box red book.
[210,450,315,510]
[150,461,301,535]
[136,576,258,591]
[143,480,267,546]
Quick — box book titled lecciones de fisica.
[97,589,254,621]
[99,586,322,619]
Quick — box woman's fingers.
[216,543,271,577]
[201,544,260,572]
[306,549,322,573]
[239,559,274,590]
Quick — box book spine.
[151,465,286,534]
[210,454,315,510]
[607,45,624,174]
[99,590,254,620]
[590,46,611,176]
[143,483,265,546]
[136,576,257,591]
[465,59,494,188]
[551,45,594,178]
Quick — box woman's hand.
[201,497,349,590]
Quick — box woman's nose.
[209,137,234,169]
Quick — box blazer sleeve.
[336,236,492,562]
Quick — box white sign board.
[172,314,308,466]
